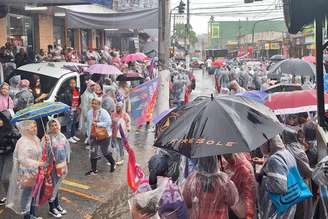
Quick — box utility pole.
[186,0,190,69]
[158,0,170,68]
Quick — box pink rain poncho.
[182,156,239,219]
[223,154,256,218]
[6,120,42,215]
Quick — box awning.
[1,0,90,6]
[66,8,159,29]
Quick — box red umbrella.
[302,55,316,64]
[212,59,224,68]
[122,52,148,63]
[265,89,328,115]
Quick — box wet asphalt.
[0,69,214,219]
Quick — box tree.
[174,23,198,46]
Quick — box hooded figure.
[6,120,43,218]
[182,156,239,219]
[9,75,21,99]
[258,135,299,219]
[80,80,96,135]
[13,80,34,112]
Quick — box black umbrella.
[154,95,283,158]
[268,59,316,77]
[116,71,144,81]
[270,54,285,61]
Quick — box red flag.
[119,124,148,191]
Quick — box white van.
[8,62,88,102]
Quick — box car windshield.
[8,69,59,100]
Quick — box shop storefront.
[81,29,89,52]
[53,17,65,47]
[6,13,34,50]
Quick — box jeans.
[0,154,12,195]
[65,110,78,138]
[112,138,124,160]
[49,195,59,210]
[22,188,35,219]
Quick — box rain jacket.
[80,85,96,131]
[182,157,239,219]
[47,119,71,202]
[259,136,298,219]
[6,129,42,214]
[224,154,256,219]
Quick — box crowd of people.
[128,57,328,219]
[0,39,159,218]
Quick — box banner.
[210,22,220,39]
[130,78,160,127]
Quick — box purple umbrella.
[85,64,123,75]
[236,90,268,103]
[152,108,176,124]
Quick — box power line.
[190,3,276,10]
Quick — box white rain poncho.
[79,81,96,132]
[259,135,298,219]
[6,120,42,215]
[47,119,71,202]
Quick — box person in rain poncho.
[258,135,299,219]
[6,120,45,219]
[148,154,188,219]
[223,153,256,219]
[172,72,188,108]
[182,156,239,219]
[230,80,246,95]
[9,75,21,99]
[47,119,71,218]
[0,82,14,115]
[111,102,131,165]
[13,80,34,112]
[102,85,116,115]
[80,80,96,142]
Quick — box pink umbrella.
[122,52,148,63]
[85,64,123,75]
[302,55,316,64]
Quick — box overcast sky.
[170,0,284,34]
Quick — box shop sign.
[270,43,280,50]
[265,43,270,50]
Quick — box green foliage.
[174,23,198,46]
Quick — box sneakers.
[116,160,124,165]
[49,208,62,218]
[110,165,116,173]
[84,138,88,144]
[72,136,80,142]
[31,216,43,219]
[56,205,67,215]
[85,170,98,176]
[85,145,91,150]
[68,137,77,144]
[0,197,6,206]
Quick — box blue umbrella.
[236,91,268,103]
[11,102,70,124]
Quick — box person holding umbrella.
[6,120,46,219]
[182,156,239,219]
[47,119,71,217]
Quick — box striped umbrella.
[11,102,70,124]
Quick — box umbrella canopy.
[152,108,176,124]
[122,52,148,63]
[265,84,303,94]
[212,59,224,68]
[11,102,70,124]
[154,95,283,158]
[116,71,144,81]
[236,90,269,103]
[302,55,316,64]
[265,89,328,115]
[270,54,285,61]
[268,59,316,77]
[85,64,123,75]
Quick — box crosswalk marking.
[60,187,105,203]
[63,179,90,190]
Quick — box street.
[0,69,213,219]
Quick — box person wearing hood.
[148,154,188,219]
[80,80,96,144]
[258,135,301,219]
[13,80,34,112]
[0,82,14,115]
[9,75,21,99]
[223,153,256,219]
[6,120,46,219]
[46,119,70,218]
[182,156,239,219]
[172,73,188,108]
[0,112,20,206]
[102,85,116,115]
[111,102,131,165]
